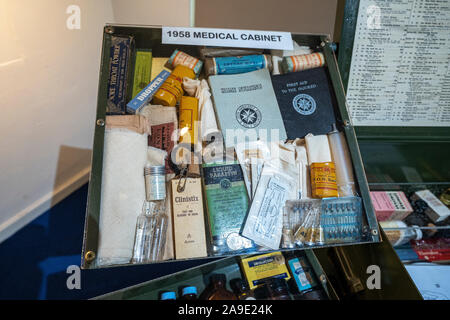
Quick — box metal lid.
[144,165,166,175]
[182,286,197,296]
[161,291,176,300]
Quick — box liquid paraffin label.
[171,178,208,259]
[202,162,252,253]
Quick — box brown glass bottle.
[230,278,256,300]
[265,278,291,300]
[199,274,238,300]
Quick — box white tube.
[327,129,356,197]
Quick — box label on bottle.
[284,52,325,73]
[213,55,268,75]
[310,162,338,198]
[171,178,208,259]
[146,175,166,201]
[169,49,203,76]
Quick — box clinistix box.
[370,191,413,221]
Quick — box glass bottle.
[286,252,328,300]
[131,201,156,264]
[149,200,168,262]
[199,274,237,300]
[230,278,256,300]
[281,207,295,248]
[144,165,166,201]
[181,286,198,300]
[380,220,423,247]
[265,278,291,300]
[141,164,168,262]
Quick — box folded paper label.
[171,178,208,259]
[162,27,293,50]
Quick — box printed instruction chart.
[347,0,450,126]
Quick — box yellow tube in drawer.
[179,96,199,145]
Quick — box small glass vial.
[149,201,168,262]
[131,201,156,264]
[144,165,166,201]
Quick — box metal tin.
[144,165,166,201]
[310,162,339,198]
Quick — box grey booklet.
[209,68,287,148]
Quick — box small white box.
[413,190,450,223]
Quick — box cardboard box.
[413,190,450,223]
[370,191,413,221]
[240,252,290,290]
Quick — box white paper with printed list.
[162,27,293,50]
[346,0,450,127]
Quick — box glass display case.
[338,0,450,263]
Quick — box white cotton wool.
[96,128,148,266]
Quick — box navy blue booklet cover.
[271,67,338,139]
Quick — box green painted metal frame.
[313,228,422,299]
[81,25,381,270]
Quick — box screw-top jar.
[144,165,166,201]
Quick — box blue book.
[208,69,287,148]
[271,67,337,139]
